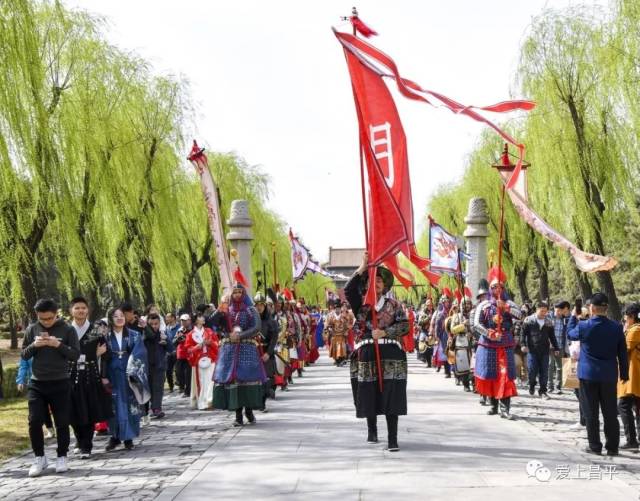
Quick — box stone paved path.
[0,391,231,500]
[4,352,640,500]
[157,353,640,501]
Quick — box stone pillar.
[463,197,490,300]
[227,200,254,294]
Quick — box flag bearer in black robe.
[345,252,409,452]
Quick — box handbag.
[562,357,579,389]
[198,356,212,369]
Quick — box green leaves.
[426,3,640,309]
[0,0,293,315]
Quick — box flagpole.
[351,9,383,394]
[496,182,507,334]
[271,241,278,292]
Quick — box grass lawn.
[0,339,22,367]
[0,398,29,460]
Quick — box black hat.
[359,266,394,296]
[590,292,609,307]
[476,279,489,299]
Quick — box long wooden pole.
[352,10,383,393]
[496,183,507,333]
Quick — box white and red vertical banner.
[187,141,233,295]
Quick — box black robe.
[69,326,113,425]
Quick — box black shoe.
[445,374,452,379]
[584,447,602,456]
[386,441,400,452]
[436,367,441,373]
[500,411,515,420]
[479,397,487,406]
[528,387,535,396]
[620,442,639,450]
[245,409,256,424]
[151,411,165,419]
[105,438,121,452]
[367,433,379,444]
[124,440,134,450]
[232,420,244,427]
[464,386,471,392]
[487,408,499,415]
[606,449,619,456]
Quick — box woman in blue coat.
[105,307,149,451]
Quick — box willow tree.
[0,0,101,322]
[519,7,630,318]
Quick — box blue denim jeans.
[527,352,550,394]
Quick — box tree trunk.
[141,256,153,307]
[596,271,622,320]
[515,265,530,303]
[533,252,549,302]
[9,306,18,350]
[182,273,195,313]
[567,95,620,317]
[19,261,39,323]
[574,269,593,301]
[210,265,220,306]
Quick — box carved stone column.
[463,198,490,299]
[226,200,254,294]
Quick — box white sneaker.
[45,427,55,439]
[55,456,69,473]
[73,447,81,454]
[28,456,48,477]
[569,422,583,430]
[142,415,151,426]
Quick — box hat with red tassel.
[487,266,508,287]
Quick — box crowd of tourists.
[17,282,325,477]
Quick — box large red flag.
[343,33,438,291]
[334,29,534,190]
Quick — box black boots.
[233,409,244,427]
[367,416,378,444]
[487,398,499,415]
[386,415,399,451]
[245,408,256,424]
[499,398,514,420]
[366,415,399,450]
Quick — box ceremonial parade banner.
[290,229,349,282]
[428,218,459,274]
[495,169,617,273]
[290,230,310,281]
[187,141,233,295]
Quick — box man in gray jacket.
[22,299,80,477]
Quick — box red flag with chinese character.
[342,31,437,296]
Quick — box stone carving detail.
[464,197,489,224]
[228,200,252,227]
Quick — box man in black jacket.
[521,302,560,399]
[22,299,80,477]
